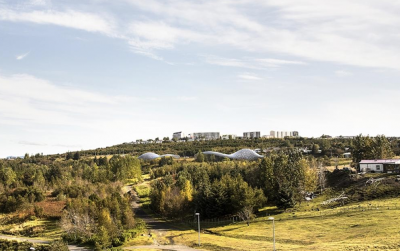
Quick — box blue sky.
[1,0,400,157]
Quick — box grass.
[133,174,152,207]
[326,158,352,171]
[0,214,61,240]
[158,196,400,251]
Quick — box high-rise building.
[270,130,299,138]
[172,131,185,140]
[243,131,261,138]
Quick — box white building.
[221,134,237,140]
[359,159,400,173]
[172,131,185,140]
[270,130,299,138]
[193,132,220,140]
[243,131,261,138]
[262,135,273,138]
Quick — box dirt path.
[123,182,200,251]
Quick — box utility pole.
[195,213,201,246]
[268,217,276,251]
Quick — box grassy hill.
[128,170,400,251]
[144,197,400,251]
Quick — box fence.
[177,203,400,229]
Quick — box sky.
[1,0,400,157]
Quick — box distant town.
[131,130,300,144]
[130,130,361,144]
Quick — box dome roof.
[138,152,180,160]
[138,152,161,160]
[203,149,263,161]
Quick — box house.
[359,159,400,173]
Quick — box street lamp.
[195,213,201,246]
[268,217,275,251]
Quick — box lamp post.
[195,213,201,246]
[268,217,275,251]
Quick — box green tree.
[0,168,16,187]
[195,151,205,163]
[73,152,80,160]
[66,152,73,160]
[95,226,111,250]
[312,144,320,154]
[352,134,394,163]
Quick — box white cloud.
[127,21,210,60]
[2,1,400,69]
[0,8,117,37]
[205,56,256,69]
[178,96,197,101]
[123,0,400,69]
[335,70,352,77]
[0,72,172,156]
[0,73,130,128]
[205,55,306,69]
[29,0,49,6]
[19,140,47,146]
[255,58,307,67]
[16,52,29,60]
[238,73,262,81]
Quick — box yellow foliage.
[98,208,112,227]
[181,180,193,202]
[304,164,318,192]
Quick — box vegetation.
[70,134,400,159]
[1,134,400,250]
[0,154,142,250]
[69,137,358,158]
[147,151,323,220]
[160,197,400,250]
[0,239,68,251]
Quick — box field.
[148,197,400,251]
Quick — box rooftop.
[360,159,400,163]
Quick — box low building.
[243,131,261,139]
[221,134,237,140]
[193,132,220,140]
[291,131,299,137]
[359,159,400,173]
[262,135,273,138]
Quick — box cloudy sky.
[1,0,400,157]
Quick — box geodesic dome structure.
[203,149,263,161]
[138,152,180,160]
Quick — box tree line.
[148,151,318,221]
[0,154,142,250]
